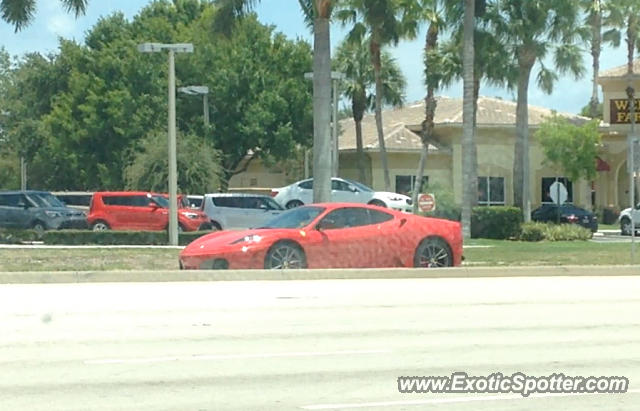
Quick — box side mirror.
[317,218,335,231]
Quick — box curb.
[0,265,638,284]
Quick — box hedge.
[0,228,41,244]
[43,230,213,245]
[519,222,593,241]
[470,206,523,239]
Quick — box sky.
[0,0,632,115]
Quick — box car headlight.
[230,234,263,245]
[45,211,62,218]
[181,212,199,219]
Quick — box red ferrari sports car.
[179,203,462,269]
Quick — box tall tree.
[461,0,475,239]
[336,0,418,192]
[487,0,586,221]
[1,0,88,31]
[583,0,605,119]
[214,0,335,203]
[334,37,406,185]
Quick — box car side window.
[102,196,124,206]
[331,180,351,192]
[298,180,313,190]
[212,197,241,208]
[241,197,263,209]
[319,208,371,230]
[0,194,27,208]
[369,209,394,224]
[129,196,151,207]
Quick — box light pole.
[138,42,194,246]
[305,71,345,177]
[178,85,210,128]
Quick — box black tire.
[32,221,46,237]
[91,220,110,231]
[198,222,213,231]
[368,199,387,208]
[210,221,222,231]
[621,218,632,236]
[264,241,307,269]
[413,237,453,268]
[286,200,304,209]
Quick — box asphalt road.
[1,276,639,410]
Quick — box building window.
[395,175,428,196]
[541,177,573,204]
[478,176,505,205]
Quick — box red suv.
[88,191,212,232]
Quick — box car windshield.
[344,179,374,192]
[263,197,284,210]
[151,195,170,208]
[26,193,66,208]
[259,206,324,229]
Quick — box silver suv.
[0,190,88,234]
[202,193,284,230]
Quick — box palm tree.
[487,0,586,221]
[461,0,475,239]
[2,0,88,31]
[336,0,417,192]
[334,37,406,185]
[583,0,604,119]
[214,0,334,202]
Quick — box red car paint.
[88,191,211,231]
[180,203,462,269]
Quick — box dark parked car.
[0,190,88,234]
[531,204,598,232]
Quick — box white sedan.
[272,177,413,212]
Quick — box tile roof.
[599,59,640,78]
[338,96,588,151]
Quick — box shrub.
[601,207,619,225]
[519,222,546,242]
[542,224,593,241]
[418,183,461,221]
[0,228,41,244]
[43,230,213,245]
[471,206,523,239]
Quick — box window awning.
[596,156,610,172]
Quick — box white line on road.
[301,389,640,409]
[84,349,390,365]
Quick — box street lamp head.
[137,42,194,53]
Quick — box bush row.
[0,228,41,244]
[42,230,213,245]
[519,222,593,241]
[424,206,523,240]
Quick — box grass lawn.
[598,223,619,231]
[464,239,636,266]
[0,248,181,272]
[0,240,638,271]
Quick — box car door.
[0,194,31,228]
[311,207,381,268]
[294,180,314,204]
[212,197,246,229]
[331,179,358,203]
[241,197,283,228]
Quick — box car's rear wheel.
[286,200,304,209]
[32,221,46,237]
[368,199,387,208]
[621,217,633,236]
[91,221,109,231]
[264,242,306,269]
[414,237,453,268]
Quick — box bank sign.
[610,98,640,123]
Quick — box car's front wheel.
[286,200,304,209]
[264,242,307,269]
[368,199,387,208]
[413,237,453,268]
[621,217,633,236]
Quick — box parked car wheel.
[210,221,222,231]
[285,200,304,209]
[32,221,46,236]
[264,241,306,269]
[413,237,453,268]
[368,199,387,208]
[92,221,110,231]
[621,217,633,236]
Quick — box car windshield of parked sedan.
[26,193,66,208]
[344,179,374,192]
[151,195,170,208]
[259,206,325,229]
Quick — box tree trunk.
[312,13,332,203]
[412,144,427,214]
[461,0,475,238]
[590,0,601,119]
[371,40,391,191]
[514,50,535,221]
[471,72,479,207]
[354,118,367,183]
